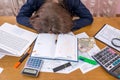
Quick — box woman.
[16,0,93,31]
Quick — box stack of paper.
[0,23,38,57]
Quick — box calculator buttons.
[22,57,43,77]
[93,47,120,71]
[113,58,120,66]
[92,47,120,79]
[106,64,114,71]
[26,57,42,69]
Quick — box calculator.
[92,47,120,79]
[21,57,43,77]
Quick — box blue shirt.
[16,0,93,31]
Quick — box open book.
[31,33,78,61]
[0,23,38,57]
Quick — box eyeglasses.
[111,38,120,48]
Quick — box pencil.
[14,43,34,68]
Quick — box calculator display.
[23,68,37,74]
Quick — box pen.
[14,43,34,68]
[53,62,72,72]
[55,34,58,44]
[78,56,97,65]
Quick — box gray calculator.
[21,57,43,77]
[92,47,120,79]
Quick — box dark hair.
[30,1,73,34]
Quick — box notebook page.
[31,33,57,58]
[55,34,77,61]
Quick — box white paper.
[31,33,57,58]
[55,34,77,61]
[76,32,100,74]
[0,23,38,57]
[0,53,5,59]
[0,67,3,74]
[95,24,120,52]
[78,45,100,74]
[40,59,80,74]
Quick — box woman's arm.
[70,0,93,31]
[16,0,44,28]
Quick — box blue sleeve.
[71,0,93,31]
[16,0,43,28]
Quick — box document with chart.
[95,24,120,52]
[0,23,38,57]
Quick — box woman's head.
[30,0,73,34]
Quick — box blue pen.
[78,56,98,65]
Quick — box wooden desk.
[0,16,120,80]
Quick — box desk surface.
[0,16,120,80]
